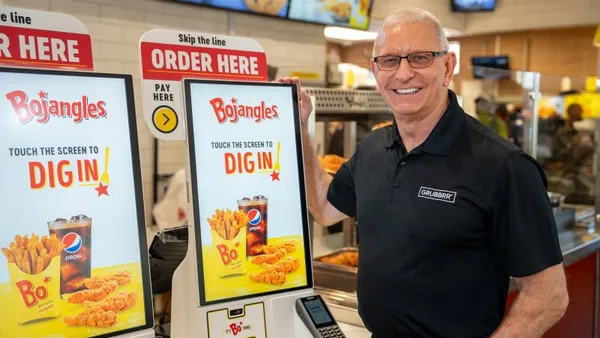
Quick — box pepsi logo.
[62,233,82,254]
[246,209,261,226]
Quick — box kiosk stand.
[0,6,155,338]
[139,30,346,337]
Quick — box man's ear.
[443,52,457,87]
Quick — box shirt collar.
[384,89,466,156]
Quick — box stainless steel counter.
[317,204,600,329]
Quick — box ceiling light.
[324,26,378,42]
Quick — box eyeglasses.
[373,51,448,71]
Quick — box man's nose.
[394,59,415,81]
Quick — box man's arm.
[490,151,568,337]
[277,75,350,226]
[300,126,348,226]
[491,263,568,338]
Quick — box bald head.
[373,8,449,57]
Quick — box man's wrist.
[301,123,310,136]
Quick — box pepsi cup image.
[48,215,92,298]
[237,195,268,259]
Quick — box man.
[278,7,568,338]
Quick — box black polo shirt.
[327,90,563,338]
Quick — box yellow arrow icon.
[152,106,178,134]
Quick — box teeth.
[394,88,419,94]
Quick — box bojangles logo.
[210,97,278,124]
[5,90,107,125]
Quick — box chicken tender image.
[263,256,301,274]
[250,248,286,265]
[249,268,286,285]
[64,307,118,328]
[263,241,296,254]
[84,271,131,289]
[68,281,118,304]
[83,292,137,312]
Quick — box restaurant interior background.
[3,0,599,332]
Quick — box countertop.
[338,322,372,338]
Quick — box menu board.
[184,80,312,305]
[176,0,289,17]
[452,0,496,11]
[288,0,372,30]
[0,67,153,337]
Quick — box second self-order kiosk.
[139,29,346,337]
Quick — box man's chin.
[390,104,423,117]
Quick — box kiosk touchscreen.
[0,67,154,338]
[184,79,312,305]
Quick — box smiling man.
[277,7,568,338]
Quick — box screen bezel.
[0,66,155,337]
[174,0,374,31]
[183,79,314,306]
[451,0,496,12]
[300,295,336,329]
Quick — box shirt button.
[394,181,400,188]
[400,161,406,166]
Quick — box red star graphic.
[95,182,109,196]
[177,208,186,221]
[235,242,240,247]
[231,98,237,104]
[38,91,47,99]
[43,276,51,284]
[270,170,280,181]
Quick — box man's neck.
[395,93,450,152]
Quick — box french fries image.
[207,208,248,240]
[1,233,62,274]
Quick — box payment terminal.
[296,295,347,338]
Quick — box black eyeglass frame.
[372,51,448,70]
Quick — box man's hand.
[274,77,313,126]
[492,263,568,338]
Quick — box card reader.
[295,295,346,338]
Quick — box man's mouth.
[393,88,420,95]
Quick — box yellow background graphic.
[203,235,307,303]
[0,262,146,338]
[210,228,248,278]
